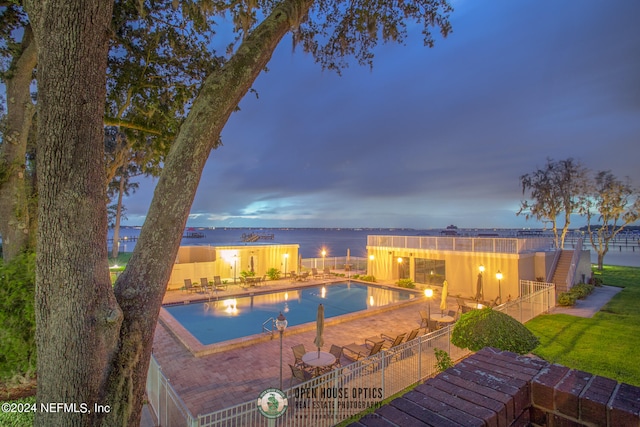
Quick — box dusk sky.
[123,0,640,229]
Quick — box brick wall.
[351,347,640,427]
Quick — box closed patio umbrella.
[475,273,483,301]
[440,280,449,314]
[313,304,325,357]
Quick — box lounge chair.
[299,271,310,281]
[311,268,322,279]
[323,267,331,278]
[183,278,200,293]
[342,341,384,362]
[213,276,227,291]
[405,328,420,342]
[289,364,312,386]
[199,277,212,293]
[290,271,299,282]
[291,344,306,367]
[380,332,406,350]
[239,276,249,289]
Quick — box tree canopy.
[20,0,454,425]
[579,170,640,270]
[518,158,588,249]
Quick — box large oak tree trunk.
[24,1,121,426]
[0,26,37,262]
[105,2,314,424]
[25,0,313,425]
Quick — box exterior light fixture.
[496,270,503,304]
[275,312,288,390]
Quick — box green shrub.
[359,275,376,283]
[351,274,360,279]
[451,307,539,354]
[396,278,415,289]
[266,268,281,280]
[557,292,577,306]
[589,276,603,286]
[571,283,594,299]
[240,270,255,278]
[0,252,36,382]
[434,348,453,372]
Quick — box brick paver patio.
[151,277,457,418]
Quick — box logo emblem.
[257,388,288,419]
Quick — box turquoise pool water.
[164,282,416,345]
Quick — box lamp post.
[284,253,288,278]
[397,257,403,279]
[369,254,374,277]
[478,264,485,301]
[275,312,288,390]
[321,249,326,270]
[424,287,433,327]
[233,254,237,284]
[496,270,503,304]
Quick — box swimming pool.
[164,282,416,345]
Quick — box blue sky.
[123,0,640,229]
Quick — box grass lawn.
[526,265,640,387]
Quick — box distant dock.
[241,232,275,242]
[184,232,206,238]
[107,236,139,243]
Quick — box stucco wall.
[167,244,299,290]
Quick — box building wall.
[167,244,299,290]
[367,245,556,302]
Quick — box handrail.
[262,317,275,336]
[565,238,583,288]
[547,249,562,283]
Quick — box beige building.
[167,243,299,290]
[366,235,591,301]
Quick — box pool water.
[164,282,416,345]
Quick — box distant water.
[108,227,418,259]
[108,227,640,267]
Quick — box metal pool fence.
[146,281,555,427]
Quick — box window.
[415,258,445,285]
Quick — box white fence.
[146,355,198,427]
[146,281,555,426]
[300,256,368,272]
[367,235,555,254]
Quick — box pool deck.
[151,275,458,420]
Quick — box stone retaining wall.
[351,347,640,426]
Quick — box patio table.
[302,351,336,376]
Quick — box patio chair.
[427,319,440,333]
[213,276,227,291]
[447,310,458,321]
[290,271,299,282]
[342,341,384,362]
[183,278,200,293]
[239,276,249,289]
[381,332,406,350]
[405,328,421,342]
[323,267,331,278]
[311,268,322,279]
[419,311,429,330]
[328,344,343,369]
[289,364,312,387]
[291,344,306,367]
[299,271,310,281]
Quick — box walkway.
[149,277,455,420]
[549,285,621,318]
